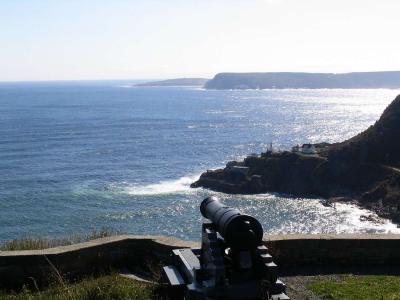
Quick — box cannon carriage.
[163,196,290,300]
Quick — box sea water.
[0,81,399,242]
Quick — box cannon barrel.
[200,196,263,250]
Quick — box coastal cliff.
[192,95,400,223]
[204,72,400,89]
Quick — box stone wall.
[0,235,196,289]
[265,234,400,267]
[1,234,400,289]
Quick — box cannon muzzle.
[200,196,263,250]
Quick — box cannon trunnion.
[162,196,290,300]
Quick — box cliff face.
[325,95,400,168]
[192,95,400,223]
[204,72,400,90]
[192,152,394,198]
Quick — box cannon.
[162,196,290,300]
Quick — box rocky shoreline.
[191,151,400,224]
[191,95,400,225]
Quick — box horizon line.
[2,70,400,83]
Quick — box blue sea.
[1,81,400,242]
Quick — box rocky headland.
[191,95,400,223]
[204,71,400,89]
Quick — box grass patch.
[309,275,400,300]
[0,228,118,251]
[0,274,154,300]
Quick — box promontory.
[191,95,400,223]
[204,71,400,89]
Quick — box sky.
[1,0,400,81]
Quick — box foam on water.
[201,192,400,235]
[117,175,400,236]
[125,174,201,196]
[333,203,400,234]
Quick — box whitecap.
[125,174,201,196]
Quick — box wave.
[125,174,201,196]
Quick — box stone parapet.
[1,234,400,289]
[264,234,400,267]
[0,235,197,289]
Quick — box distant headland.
[136,72,400,90]
[192,95,400,224]
[135,78,209,87]
[205,71,400,90]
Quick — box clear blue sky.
[1,0,400,81]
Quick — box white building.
[300,144,317,154]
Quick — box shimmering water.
[0,81,399,242]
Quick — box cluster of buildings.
[291,144,317,155]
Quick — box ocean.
[1,81,399,242]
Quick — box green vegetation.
[0,274,153,300]
[309,275,400,300]
[0,228,117,251]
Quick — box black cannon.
[200,196,263,250]
[162,196,290,300]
